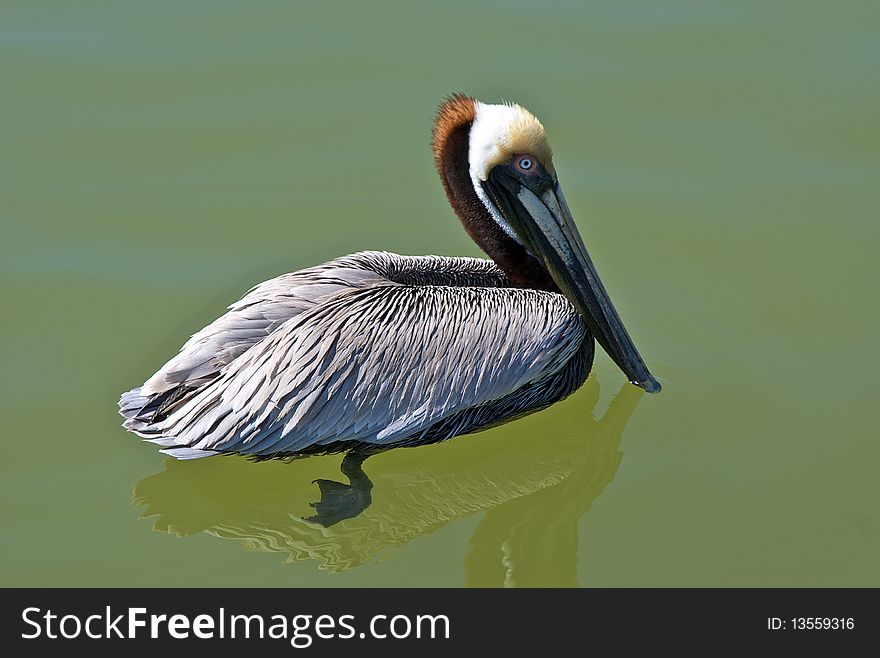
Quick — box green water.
[2,1,878,587]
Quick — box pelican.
[119,94,660,460]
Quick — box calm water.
[2,1,878,587]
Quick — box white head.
[467,102,555,242]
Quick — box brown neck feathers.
[431,94,557,292]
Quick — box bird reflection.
[465,384,639,586]
[305,452,373,526]
[133,380,642,580]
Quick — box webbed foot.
[304,452,373,527]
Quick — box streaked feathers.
[120,251,592,458]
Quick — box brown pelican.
[119,94,659,460]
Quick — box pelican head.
[433,94,660,393]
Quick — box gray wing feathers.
[146,285,584,457]
[129,251,509,402]
[138,261,389,397]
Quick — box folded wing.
[131,283,585,458]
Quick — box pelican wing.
[142,259,390,394]
[139,284,586,458]
[121,251,510,426]
[119,255,394,425]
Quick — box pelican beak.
[485,171,661,393]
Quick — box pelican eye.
[514,155,535,173]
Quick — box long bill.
[486,173,661,393]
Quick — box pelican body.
[120,95,659,460]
